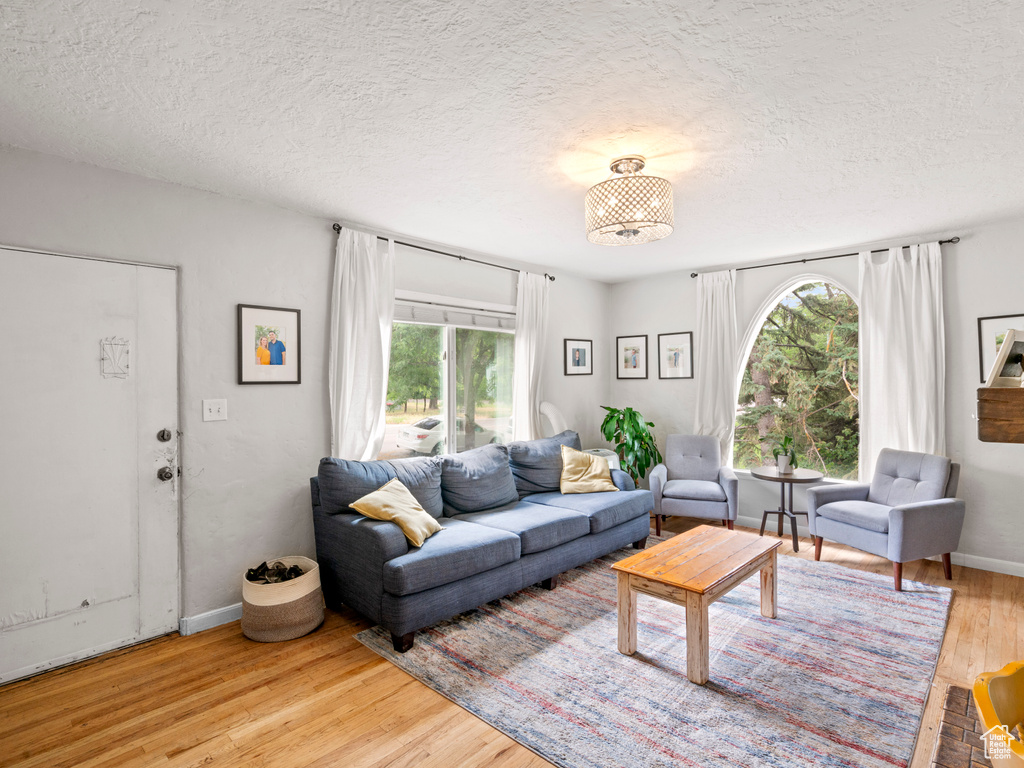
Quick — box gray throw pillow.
[508,430,582,497]
[440,443,519,515]
[318,456,443,517]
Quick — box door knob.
[157,429,173,442]
[157,467,174,481]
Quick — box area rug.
[356,544,952,768]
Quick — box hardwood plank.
[0,517,1018,768]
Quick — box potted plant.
[600,406,663,484]
[772,436,798,474]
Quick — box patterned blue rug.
[357,545,951,768]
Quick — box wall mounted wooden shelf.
[977,387,1024,443]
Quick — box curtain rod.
[688,236,960,278]
[332,223,555,282]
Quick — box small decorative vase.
[776,455,792,474]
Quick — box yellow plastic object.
[973,660,1024,766]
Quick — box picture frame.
[977,313,1024,383]
[238,304,301,385]
[616,335,648,379]
[564,339,593,376]
[658,331,693,379]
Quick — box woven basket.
[241,556,325,642]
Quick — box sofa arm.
[719,466,738,520]
[312,509,410,623]
[649,464,667,514]
[611,468,636,492]
[888,498,966,564]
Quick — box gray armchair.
[649,435,738,536]
[807,448,964,591]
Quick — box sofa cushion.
[381,518,521,596]
[318,458,395,515]
[816,500,892,534]
[389,456,443,518]
[350,479,442,547]
[508,430,582,497]
[868,449,950,507]
[524,490,652,534]
[662,479,727,503]
[665,434,721,482]
[318,456,443,518]
[453,501,590,555]
[440,444,519,515]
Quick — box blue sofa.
[310,431,653,651]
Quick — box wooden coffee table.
[611,525,781,684]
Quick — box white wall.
[944,219,1024,568]
[0,145,336,620]
[0,145,613,623]
[539,275,612,447]
[608,227,1024,573]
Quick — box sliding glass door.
[380,322,513,459]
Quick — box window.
[734,281,859,479]
[378,322,514,459]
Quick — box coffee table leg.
[761,549,778,619]
[616,572,637,655]
[685,591,709,684]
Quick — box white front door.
[0,248,180,683]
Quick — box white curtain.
[511,272,549,441]
[693,269,739,460]
[859,242,945,478]
[328,228,395,459]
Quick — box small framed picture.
[978,313,1024,383]
[658,332,693,379]
[616,335,648,379]
[238,304,301,385]
[564,339,593,376]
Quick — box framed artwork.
[616,335,648,379]
[658,332,693,379]
[564,339,593,375]
[238,304,301,385]
[977,313,1024,383]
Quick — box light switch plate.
[202,399,227,422]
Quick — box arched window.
[734,281,859,479]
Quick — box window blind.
[393,298,516,331]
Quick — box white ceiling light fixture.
[585,155,674,246]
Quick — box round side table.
[749,466,824,552]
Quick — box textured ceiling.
[2,0,1023,281]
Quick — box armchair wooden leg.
[813,536,822,561]
[654,514,661,537]
[725,520,734,531]
[941,553,952,580]
[391,632,415,653]
[893,562,903,592]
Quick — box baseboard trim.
[734,514,1024,578]
[945,552,1024,579]
[179,603,242,636]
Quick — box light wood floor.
[2,519,1021,768]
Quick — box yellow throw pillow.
[560,445,619,494]
[350,478,442,547]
